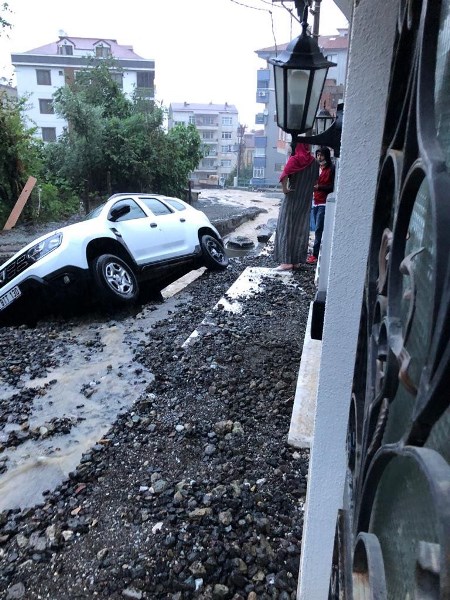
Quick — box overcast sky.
[0,0,348,127]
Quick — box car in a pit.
[0,193,228,320]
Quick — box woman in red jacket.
[306,146,335,265]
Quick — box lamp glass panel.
[315,118,327,134]
[286,69,309,130]
[274,66,286,128]
[305,69,328,130]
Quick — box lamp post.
[268,1,336,139]
[314,102,334,135]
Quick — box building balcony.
[135,87,154,99]
[256,89,269,103]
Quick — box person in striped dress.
[274,142,318,271]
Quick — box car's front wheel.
[200,235,229,270]
[91,254,139,305]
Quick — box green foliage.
[44,66,204,203]
[29,182,80,222]
[226,164,253,187]
[59,57,132,119]
[0,3,11,35]
[0,93,44,224]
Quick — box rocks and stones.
[226,235,255,250]
[0,232,314,599]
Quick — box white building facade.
[168,102,239,187]
[11,36,155,142]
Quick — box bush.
[29,183,80,222]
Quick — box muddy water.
[0,297,185,511]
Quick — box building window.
[203,159,215,167]
[222,132,232,140]
[136,71,153,88]
[96,45,110,58]
[222,116,232,126]
[202,131,214,140]
[253,167,265,178]
[203,116,215,125]
[221,160,231,167]
[254,148,266,157]
[222,145,232,152]
[110,72,123,88]
[39,99,54,114]
[36,70,51,85]
[41,127,57,142]
[189,116,196,125]
[58,45,73,55]
[327,53,338,63]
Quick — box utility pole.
[236,124,246,186]
[311,0,321,37]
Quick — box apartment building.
[11,36,155,142]
[253,28,349,187]
[168,102,239,187]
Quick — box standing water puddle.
[0,317,154,511]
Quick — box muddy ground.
[0,190,316,600]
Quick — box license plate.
[0,286,22,311]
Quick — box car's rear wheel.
[91,254,139,305]
[200,235,229,270]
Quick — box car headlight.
[26,232,63,262]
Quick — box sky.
[0,0,348,127]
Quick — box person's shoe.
[306,255,318,265]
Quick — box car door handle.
[180,218,186,222]
[150,223,157,228]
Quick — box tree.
[64,57,132,119]
[44,64,204,205]
[0,94,43,223]
[0,2,12,36]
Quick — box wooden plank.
[2,176,37,231]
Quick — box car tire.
[200,235,229,270]
[91,254,139,305]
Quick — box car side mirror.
[110,205,131,221]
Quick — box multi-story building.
[11,36,155,142]
[168,102,239,187]
[253,28,349,187]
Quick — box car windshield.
[84,204,105,220]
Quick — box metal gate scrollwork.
[329,1,450,598]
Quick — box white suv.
[0,193,228,320]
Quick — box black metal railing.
[329,1,450,597]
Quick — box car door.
[137,197,192,260]
[108,198,167,265]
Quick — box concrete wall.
[297,0,400,597]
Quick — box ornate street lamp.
[268,1,336,136]
[314,102,334,134]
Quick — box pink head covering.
[279,143,315,181]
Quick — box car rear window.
[164,199,187,211]
[140,198,173,216]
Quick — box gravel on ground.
[0,191,316,600]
